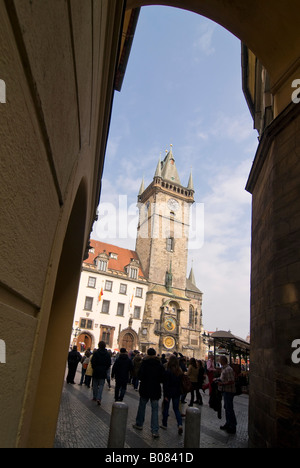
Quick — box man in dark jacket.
[91,341,111,405]
[66,346,81,384]
[132,348,165,438]
[111,348,133,402]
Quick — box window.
[105,280,113,291]
[87,276,96,288]
[133,306,141,319]
[166,237,174,252]
[84,296,93,311]
[101,300,110,314]
[101,326,112,346]
[129,267,138,279]
[136,287,143,298]
[117,303,125,316]
[80,318,93,329]
[119,283,127,294]
[98,259,107,272]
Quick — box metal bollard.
[184,406,201,448]
[107,402,128,448]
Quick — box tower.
[136,147,204,357]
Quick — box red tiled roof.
[85,239,145,278]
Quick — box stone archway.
[119,327,138,351]
[123,0,300,448]
[77,333,93,352]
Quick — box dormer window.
[109,252,118,260]
[129,267,138,279]
[97,259,107,272]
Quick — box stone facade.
[136,149,205,359]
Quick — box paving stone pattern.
[54,368,249,449]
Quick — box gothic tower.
[136,147,204,357]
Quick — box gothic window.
[101,326,112,346]
[189,305,194,327]
[166,237,174,252]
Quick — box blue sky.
[91,6,259,340]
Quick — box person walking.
[195,360,204,405]
[217,355,237,434]
[91,341,111,405]
[132,351,142,391]
[111,348,133,401]
[66,345,82,384]
[161,355,183,435]
[79,349,91,385]
[187,357,200,406]
[132,348,165,439]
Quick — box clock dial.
[164,316,176,332]
[167,198,179,212]
[164,336,175,349]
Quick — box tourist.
[161,355,183,434]
[132,348,165,438]
[186,357,200,406]
[216,355,237,434]
[111,348,133,401]
[66,345,81,384]
[91,341,111,405]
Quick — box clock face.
[164,316,176,332]
[164,336,175,349]
[167,198,179,212]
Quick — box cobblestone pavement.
[54,368,249,450]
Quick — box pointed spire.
[187,169,194,191]
[161,145,181,184]
[154,157,162,178]
[188,265,196,285]
[138,177,145,196]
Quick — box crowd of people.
[67,342,239,439]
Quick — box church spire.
[138,177,145,196]
[160,145,181,185]
[187,169,194,191]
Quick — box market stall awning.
[210,330,250,353]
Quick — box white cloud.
[193,23,216,57]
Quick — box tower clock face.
[164,336,175,349]
[164,316,176,332]
[167,198,179,212]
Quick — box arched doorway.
[119,328,139,351]
[77,333,93,352]
[121,332,134,350]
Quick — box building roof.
[85,239,145,278]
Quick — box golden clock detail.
[164,336,175,349]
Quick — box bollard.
[184,406,201,448]
[107,402,128,448]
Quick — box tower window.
[166,237,174,252]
